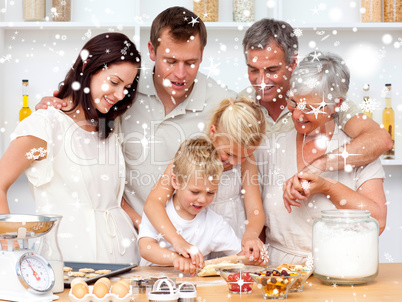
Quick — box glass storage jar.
[360,0,382,22]
[313,210,379,285]
[233,0,254,22]
[193,0,218,22]
[52,0,71,21]
[384,0,402,22]
[23,0,46,21]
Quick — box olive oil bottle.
[19,79,32,122]
[382,83,394,159]
[362,84,373,119]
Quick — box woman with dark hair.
[0,33,142,264]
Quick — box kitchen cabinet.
[1,0,402,261]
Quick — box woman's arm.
[288,172,387,234]
[121,198,142,231]
[0,136,46,213]
[143,161,204,267]
[241,155,267,264]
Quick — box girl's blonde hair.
[208,96,266,148]
[173,136,223,185]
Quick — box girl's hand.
[172,254,198,276]
[172,237,204,268]
[241,233,268,266]
[35,91,66,110]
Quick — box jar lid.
[321,209,371,218]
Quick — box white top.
[13,107,139,264]
[208,164,246,239]
[239,86,362,137]
[138,197,242,266]
[255,127,385,265]
[121,70,236,215]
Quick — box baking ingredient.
[23,0,46,21]
[93,281,109,298]
[360,0,381,22]
[382,84,394,159]
[52,0,71,21]
[227,272,253,293]
[19,79,32,122]
[95,277,111,289]
[111,281,130,298]
[384,0,402,22]
[71,278,88,289]
[193,0,218,22]
[71,282,89,299]
[313,220,378,278]
[233,0,255,22]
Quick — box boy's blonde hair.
[173,137,223,185]
[208,96,266,148]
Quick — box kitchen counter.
[26,263,402,301]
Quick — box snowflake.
[188,16,200,27]
[282,118,288,124]
[317,63,323,72]
[305,253,314,269]
[384,252,394,262]
[293,28,303,37]
[310,51,321,62]
[305,78,319,88]
[339,102,349,112]
[297,100,307,111]
[25,147,47,160]
[360,98,379,114]
[121,47,127,55]
[301,180,310,191]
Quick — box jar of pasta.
[384,0,402,22]
[233,0,254,22]
[313,210,379,285]
[193,0,219,22]
[360,0,381,22]
[23,0,46,21]
[52,0,71,22]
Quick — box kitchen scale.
[0,214,59,302]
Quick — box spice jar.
[360,0,382,22]
[23,0,46,21]
[384,0,402,22]
[52,0,71,22]
[233,0,255,22]
[313,210,379,285]
[193,0,218,22]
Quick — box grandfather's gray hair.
[289,51,350,104]
[242,18,298,65]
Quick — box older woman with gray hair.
[259,51,387,265]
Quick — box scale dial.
[16,252,55,292]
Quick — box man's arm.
[309,114,392,173]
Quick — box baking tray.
[64,261,137,288]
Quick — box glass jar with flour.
[313,210,379,285]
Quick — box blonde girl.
[143,96,267,267]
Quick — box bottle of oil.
[382,83,394,159]
[362,84,373,119]
[19,79,32,122]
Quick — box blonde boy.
[138,137,242,275]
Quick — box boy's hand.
[241,234,268,266]
[172,254,198,276]
[172,237,204,268]
[35,90,66,110]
